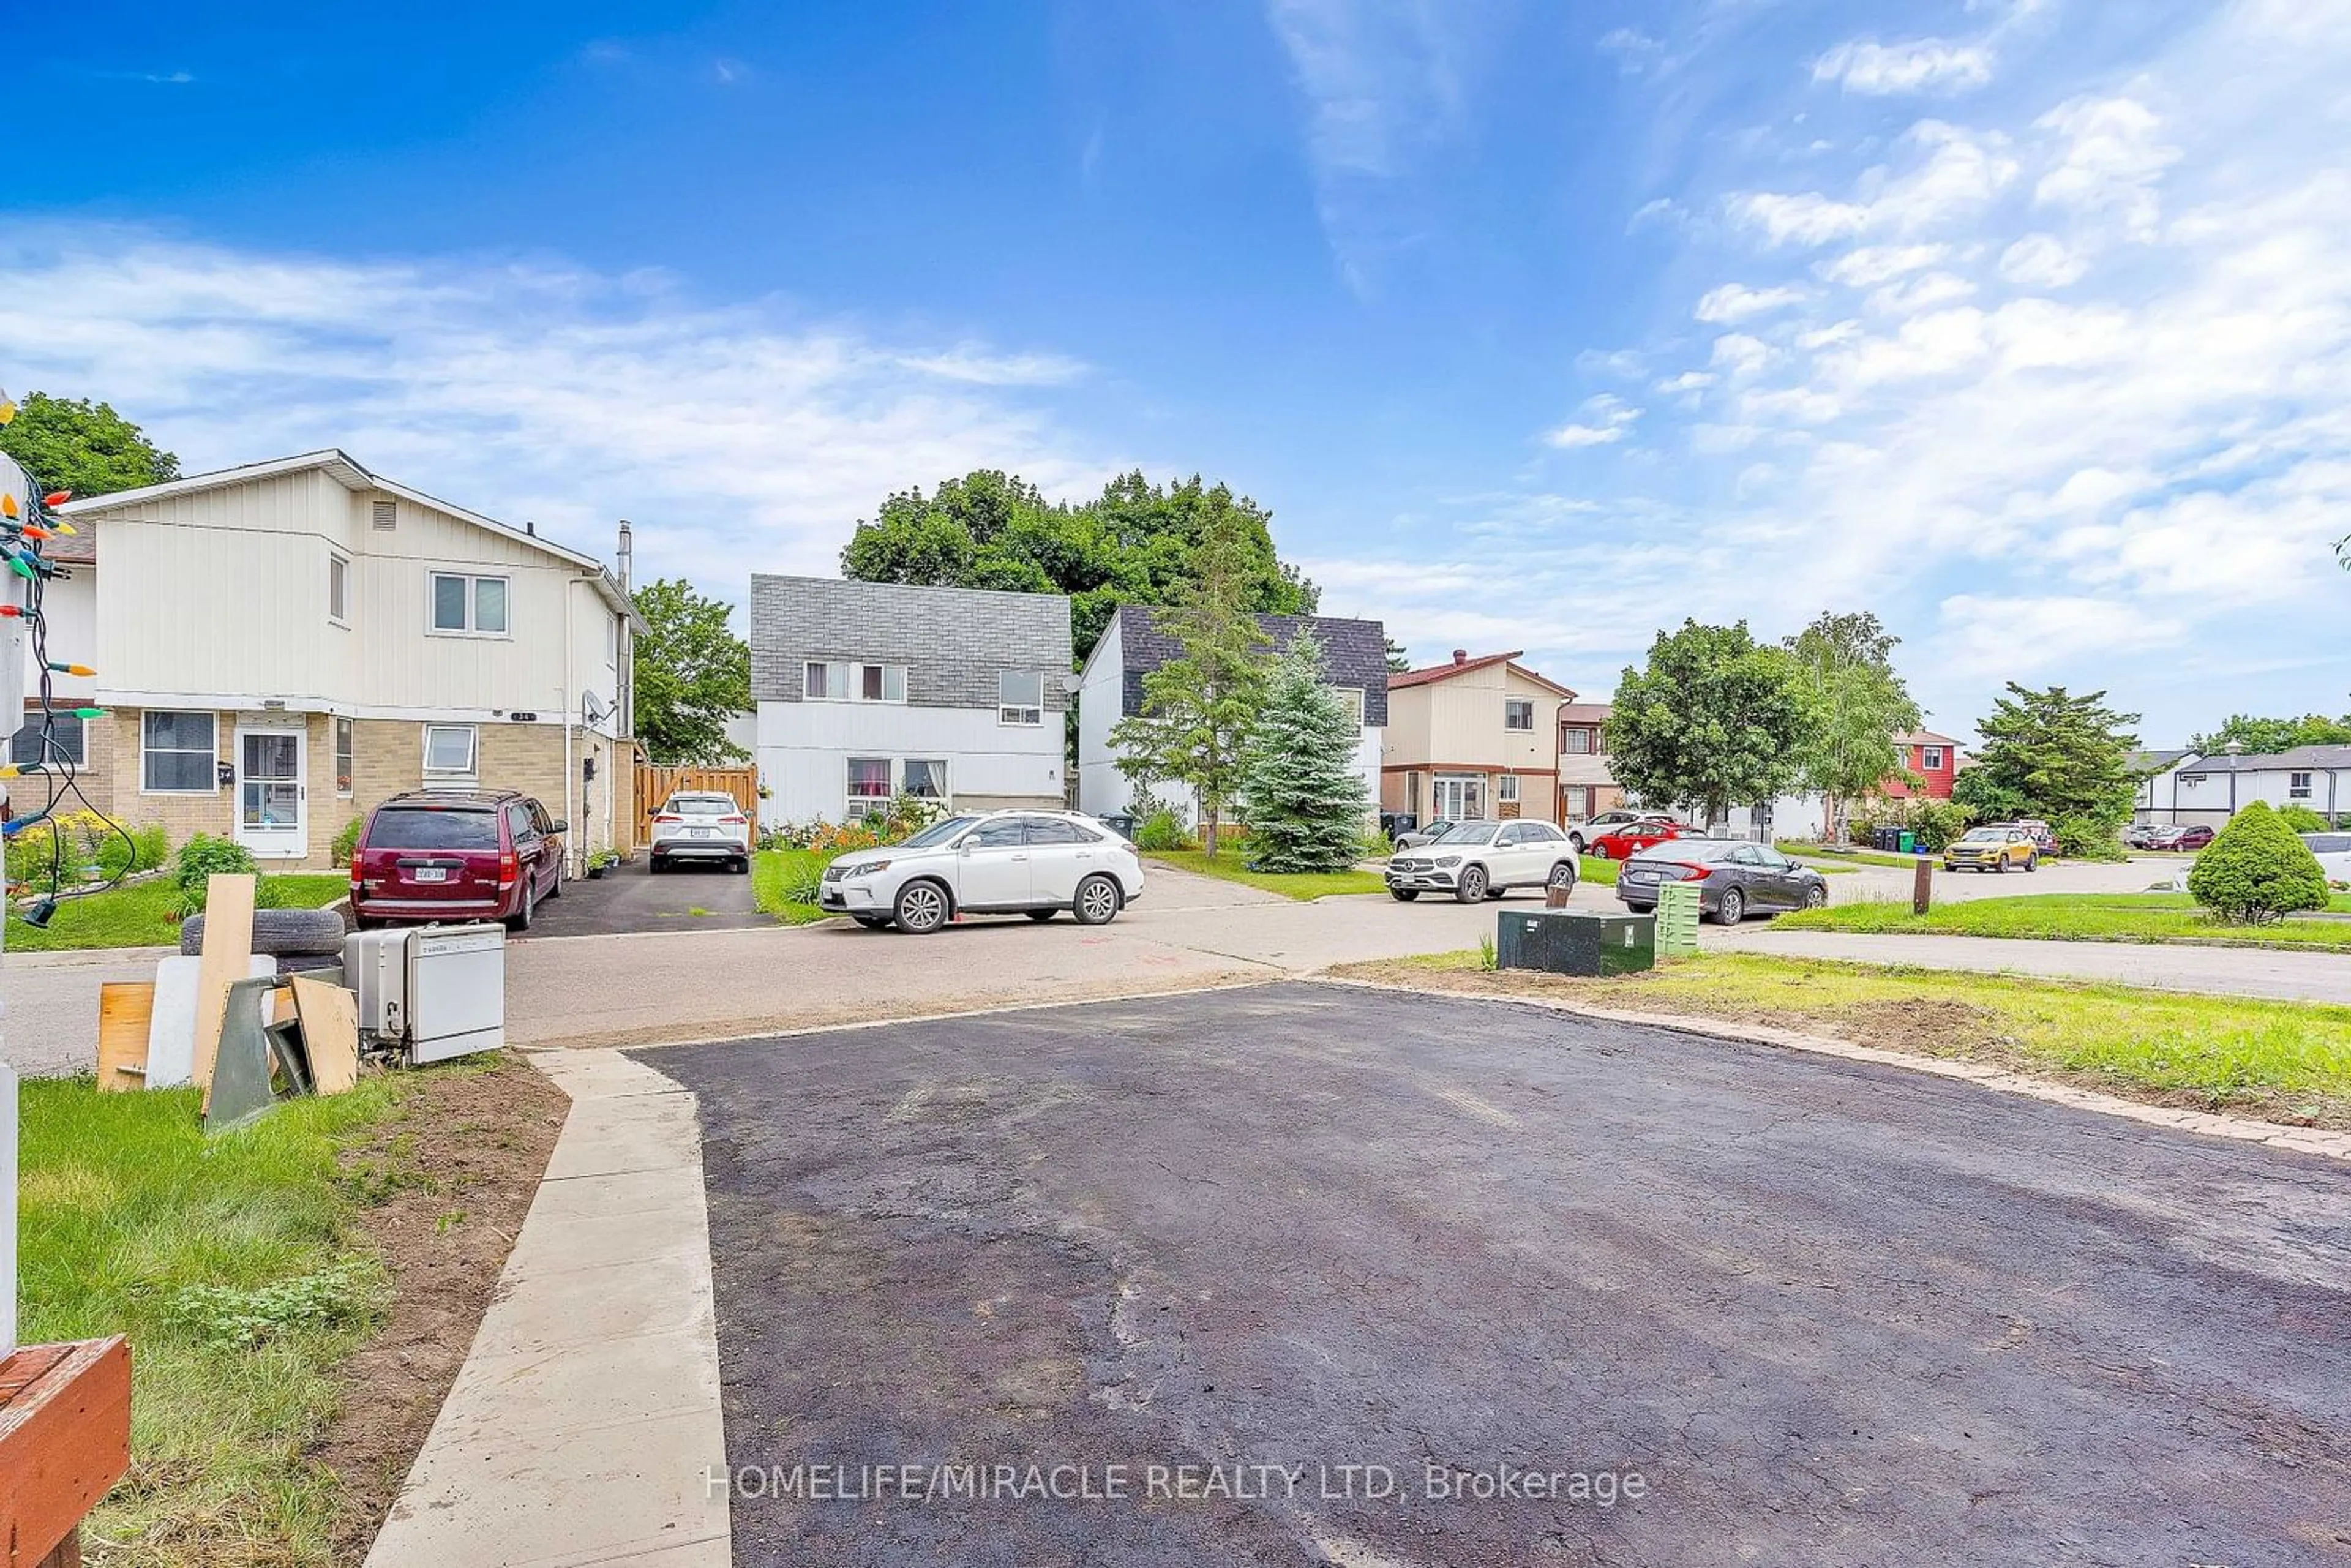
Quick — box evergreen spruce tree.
[1237,631,1371,873]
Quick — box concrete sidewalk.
[365,1050,730,1567]
[1717,926,2351,1004]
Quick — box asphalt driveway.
[525,853,766,938]
[648,983,2351,1566]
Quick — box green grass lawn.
[751,848,842,923]
[1777,841,1919,871]
[1778,891,2351,949]
[1577,853,1619,886]
[5,873,349,953]
[1146,849,1387,899]
[1343,950,2351,1124]
[20,1070,425,1561]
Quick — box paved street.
[650,983,2351,1566]
[523,855,765,939]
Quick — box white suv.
[650,791,752,873]
[820,810,1147,933]
[1385,819,1580,903]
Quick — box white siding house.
[2171,745,2351,826]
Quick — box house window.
[429,572,509,636]
[902,759,948,800]
[143,710,217,793]
[1499,775,1520,804]
[334,716,354,797]
[1333,686,1366,726]
[422,723,478,780]
[1504,699,1535,731]
[999,672,1044,726]
[846,757,892,819]
[803,661,907,702]
[2292,771,2314,799]
[329,553,350,625]
[1922,746,1946,771]
[1565,784,1592,818]
[8,713,87,768]
[605,613,618,668]
[1562,726,1594,756]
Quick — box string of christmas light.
[0,387,137,927]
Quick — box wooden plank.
[632,763,757,846]
[0,1338,131,1568]
[190,873,256,1109]
[94,984,154,1093]
[288,975,361,1096]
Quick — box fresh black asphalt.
[643,983,2351,1566]
[525,853,765,938]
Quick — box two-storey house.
[54,451,640,870]
[1878,730,1962,800]
[748,575,1073,824]
[1074,605,1390,827]
[1554,702,1624,823]
[1382,650,1573,825]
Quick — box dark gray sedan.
[1614,838,1828,925]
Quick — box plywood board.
[288,975,361,1096]
[190,874,256,1108]
[94,983,154,1093]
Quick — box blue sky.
[7,0,2347,745]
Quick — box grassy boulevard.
[751,848,842,923]
[1779,891,2351,950]
[5,872,349,952]
[1334,950,2351,1130]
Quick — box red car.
[351,789,567,932]
[1588,815,1693,860]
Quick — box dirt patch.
[313,1054,569,1564]
[1330,959,2351,1133]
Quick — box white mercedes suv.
[819,809,1147,934]
[1384,818,1581,903]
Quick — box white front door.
[1433,774,1485,822]
[234,726,307,859]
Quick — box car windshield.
[668,794,737,813]
[1440,823,1500,846]
[368,806,500,850]
[899,816,977,849]
[1632,838,1731,861]
[1957,827,2007,844]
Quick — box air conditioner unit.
[341,923,506,1064]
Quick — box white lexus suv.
[819,809,1147,933]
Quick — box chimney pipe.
[1452,648,1468,665]
[615,519,633,593]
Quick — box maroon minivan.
[351,789,567,931]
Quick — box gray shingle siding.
[1114,605,1389,726]
[749,575,1073,711]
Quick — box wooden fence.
[632,765,759,847]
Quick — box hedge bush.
[1134,809,1193,853]
[2187,801,2330,924]
[2275,802,2332,835]
[331,817,364,868]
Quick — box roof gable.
[1112,604,1390,726]
[1391,651,1573,699]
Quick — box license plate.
[1632,869,1658,882]
[414,866,448,883]
[691,828,714,839]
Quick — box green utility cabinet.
[1495,910,1656,977]
[1654,882,1701,958]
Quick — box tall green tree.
[840,468,1315,664]
[1384,636,1411,672]
[1607,620,1818,825]
[0,391,179,497]
[1236,631,1371,873]
[1783,611,1922,845]
[2188,713,2351,756]
[1109,508,1274,856]
[1951,684,2139,842]
[631,578,751,764]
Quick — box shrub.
[172,833,260,916]
[2275,802,2331,835]
[2053,815,2128,861]
[2188,801,2331,925]
[331,816,364,868]
[1904,798,1973,853]
[1135,809,1193,853]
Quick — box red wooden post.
[1913,855,1933,915]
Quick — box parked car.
[2124,822,2166,849]
[1615,838,1828,925]
[1393,817,1459,850]
[351,789,566,931]
[820,809,1145,933]
[649,790,752,874]
[1385,819,1580,904]
[1942,824,2039,873]
[1564,808,1644,856]
[2137,823,2214,852]
[2302,832,2351,884]
[1588,815,1692,860]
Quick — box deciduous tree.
[631,578,751,765]
[1607,620,1817,827]
[0,390,179,497]
[1951,684,2139,850]
[2188,713,2351,756]
[1783,610,1922,844]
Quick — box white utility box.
[341,923,507,1064]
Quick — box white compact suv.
[649,790,753,873]
[819,809,1147,933]
[1385,818,1580,903]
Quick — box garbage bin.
[1101,813,1138,842]
[1897,830,1916,854]
[1873,826,1900,853]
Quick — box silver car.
[821,809,1147,933]
[650,791,752,873]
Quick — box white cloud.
[1545,393,1642,448]
[1709,333,1772,378]
[1817,243,1948,287]
[1812,37,1995,96]
[1727,190,1870,246]
[1998,233,2089,287]
[1729,121,2015,247]
[2033,95,2179,239]
[0,230,1109,590]
[1694,283,1809,322]
[1654,370,1715,393]
[1865,270,1978,315]
[1937,594,2186,677]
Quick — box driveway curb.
[1313,975,2351,1163]
[364,1050,731,1567]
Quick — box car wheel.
[1994,857,2009,874]
[1073,874,1122,926]
[1455,865,1488,904]
[2024,853,2038,872]
[545,863,564,900]
[1714,887,1745,926]
[893,879,950,934]
[1027,909,1057,921]
[1390,888,1419,902]
[1567,833,1584,855]
[734,856,751,874]
[507,880,535,933]
[1803,885,1828,910]
[648,855,666,875]
[1547,860,1577,892]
